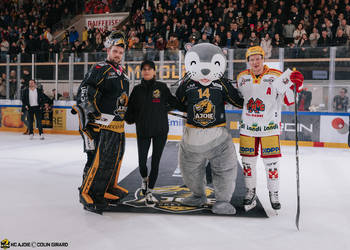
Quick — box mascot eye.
[190,61,196,65]
[215,61,220,66]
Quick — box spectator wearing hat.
[125,60,184,206]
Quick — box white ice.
[0,132,349,250]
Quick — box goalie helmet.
[104,31,126,49]
[246,46,265,60]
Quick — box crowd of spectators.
[3,0,350,63]
[122,0,350,59]
[84,0,126,14]
[0,0,83,62]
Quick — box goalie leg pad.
[80,130,127,205]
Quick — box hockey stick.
[168,112,187,119]
[293,69,301,231]
[170,72,190,87]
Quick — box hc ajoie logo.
[1,239,10,249]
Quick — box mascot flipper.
[176,43,243,215]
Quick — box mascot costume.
[176,43,244,215]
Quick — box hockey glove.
[289,71,304,93]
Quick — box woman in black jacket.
[125,60,184,206]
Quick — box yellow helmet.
[246,46,265,60]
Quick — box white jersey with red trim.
[236,65,293,137]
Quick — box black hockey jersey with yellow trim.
[77,60,129,121]
[176,78,243,128]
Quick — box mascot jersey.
[236,65,293,137]
[176,79,243,128]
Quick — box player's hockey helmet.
[246,46,265,60]
[104,31,126,48]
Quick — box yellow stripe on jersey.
[236,69,250,81]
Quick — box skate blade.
[244,200,257,212]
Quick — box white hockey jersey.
[236,65,293,137]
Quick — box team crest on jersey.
[122,185,215,213]
[153,89,161,98]
[247,98,265,113]
[114,92,128,118]
[193,99,216,126]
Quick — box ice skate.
[243,188,257,211]
[269,191,281,210]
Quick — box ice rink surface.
[0,132,349,250]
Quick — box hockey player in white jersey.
[236,46,304,210]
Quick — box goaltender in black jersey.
[74,31,130,214]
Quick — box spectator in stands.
[69,27,79,45]
[0,74,6,99]
[60,39,71,62]
[224,31,234,48]
[82,27,88,42]
[293,23,307,46]
[166,34,179,60]
[309,28,320,48]
[333,28,348,47]
[144,36,156,61]
[49,39,60,61]
[318,29,332,56]
[44,28,53,43]
[0,38,9,61]
[8,41,20,62]
[260,33,272,59]
[234,32,247,49]
[298,89,312,111]
[198,33,209,44]
[144,5,153,31]
[212,34,223,47]
[339,19,350,40]
[201,22,213,39]
[283,19,296,45]
[333,88,349,112]
[155,36,167,51]
[9,70,17,100]
[297,33,311,58]
[50,89,62,104]
[247,31,260,47]
[272,33,284,48]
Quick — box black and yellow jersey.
[76,60,129,121]
[176,78,243,128]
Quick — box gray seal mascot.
[175,43,244,214]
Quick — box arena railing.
[0,47,349,113]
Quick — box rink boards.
[0,101,349,148]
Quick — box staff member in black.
[21,79,47,140]
[125,60,184,206]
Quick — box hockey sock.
[242,156,258,190]
[263,157,280,192]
